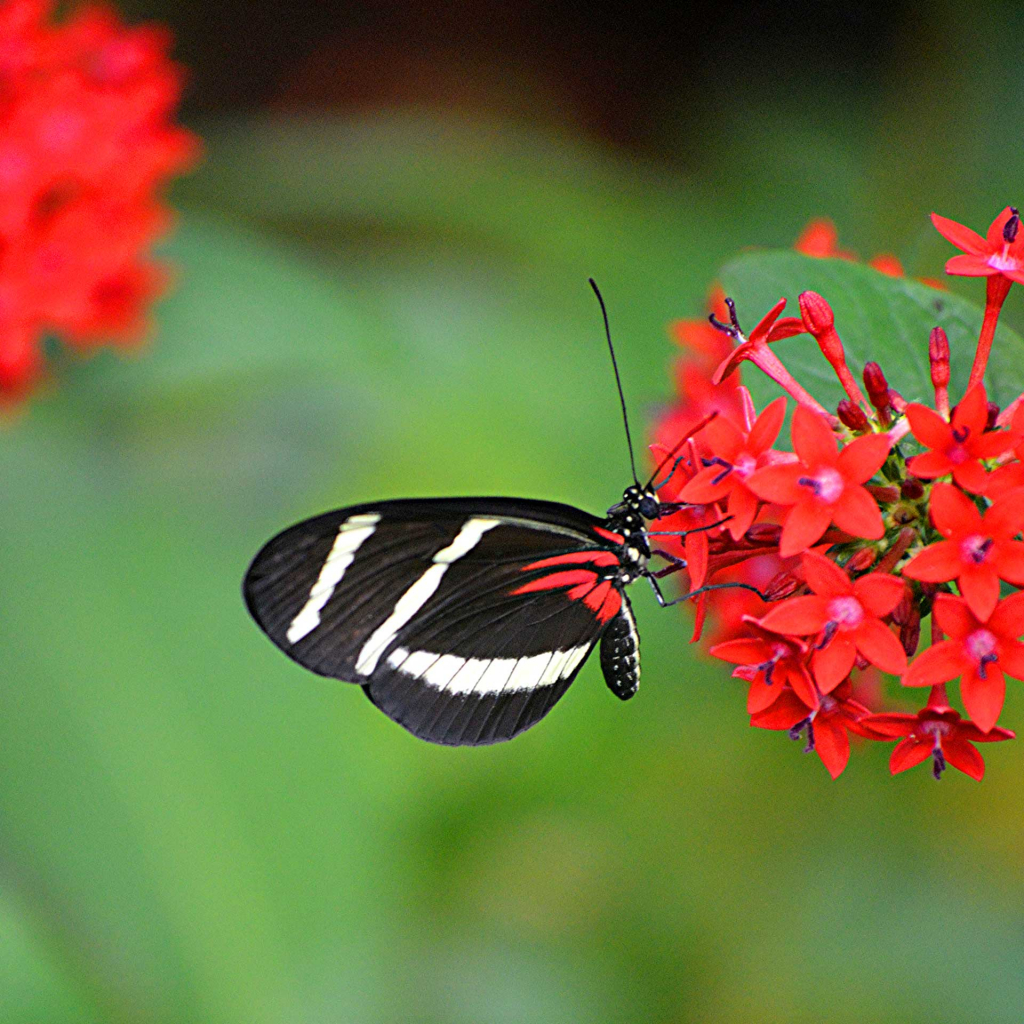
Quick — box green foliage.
[3,109,1024,1024]
[722,250,1024,411]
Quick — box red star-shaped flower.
[747,406,891,557]
[931,206,1024,284]
[757,551,907,690]
[866,696,1015,780]
[711,298,805,385]
[904,385,1010,493]
[709,615,815,712]
[902,483,1024,621]
[750,680,879,779]
[931,207,1022,390]
[902,592,1024,732]
[679,397,787,541]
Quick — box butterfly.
[243,282,747,745]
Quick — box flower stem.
[968,275,1013,390]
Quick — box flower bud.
[891,588,913,626]
[764,570,801,601]
[900,613,921,657]
[863,362,889,412]
[845,547,877,572]
[798,290,835,335]
[987,402,1000,430]
[746,523,782,545]
[928,327,950,388]
[866,484,900,504]
[837,399,869,432]
[900,478,925,500]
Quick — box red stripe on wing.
[512,569,596,595]
[512,566,623,625]
[520,550,620,571]
[593,526,625,544]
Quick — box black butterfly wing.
[243,498,630,744]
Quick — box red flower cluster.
[651,209,1024,780]
[0,0,197,398]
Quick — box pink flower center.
[799,466,845,503]
[946,444,969,465]
[965,628,998,664]
[960,534,993,565]
[988,251,1021,273]
[733,453,756,480]
[827,595,864,629]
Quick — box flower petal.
[930,212,987,255]
[709,638,770,665]
[985,463,1024,499]
[983,490,1024,540]
[905,403,952,449]
[779,500,832,557]
[928,482,981,536]
[931,594,978,639]
[952,383,989,438]
[703,415,745,462]
[901,540,960,582]
[830,485,884,540]
[986,206,1017,247]
[994,541,1024,585]
[792,405,838,467]
[907,450,955,479]
[988,590,1024,637]
[784,665,819,709]
[750,688,812,729]
[747,397,787,454]
[712,347,747,385]
[952,460,990,495]
[747,464,804,505]
[941,735,985,780]
[748,298,788,346]
[801,550,851,597]
[747,675,783,714]
[812,637,856,691]
[997,639,1024,681]
[759,595,830,636]
[961,667,1006,734]
[836,432,891,484]
[902,640,965,686]
[945,254,997,276]
[726,484,759,541]
[974,430,1014,460]
[680,465,734,503]
[813,719,851,779]
[854,619,907,675]
[959,563,1001,622]
[863,712,916,738]
[890,737,933,775]
[684,530,709,590]
[853,573,905,617]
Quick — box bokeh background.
[3,2,1024,1022]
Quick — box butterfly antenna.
[589,278,639,486]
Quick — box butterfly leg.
[650,548,687,579]
[645,575,768,608]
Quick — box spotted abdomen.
[599,593,640,700]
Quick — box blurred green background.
[4,2,1024,1022]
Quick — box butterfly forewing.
[244,498,632,744]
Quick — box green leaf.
[720,250,1024,412]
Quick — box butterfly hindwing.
[243,498,631,744]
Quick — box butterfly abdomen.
[599,595,640,700]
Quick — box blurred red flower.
[0,0,198,398]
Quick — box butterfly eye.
[639,496,659,519]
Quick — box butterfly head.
[617,484,661,521]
